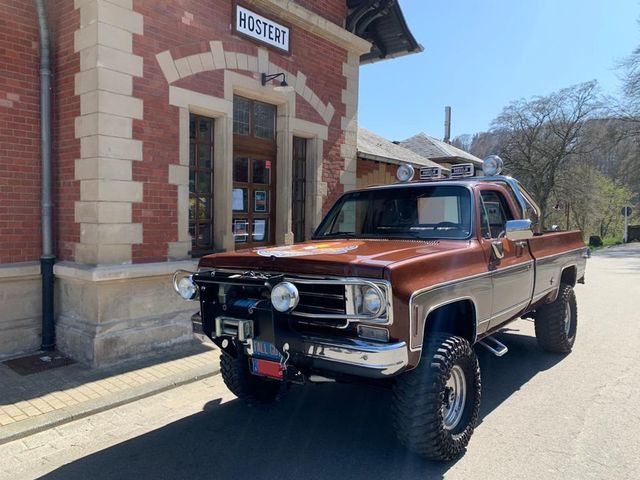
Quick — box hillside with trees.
[452,37,640,241]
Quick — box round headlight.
[271,282,299,312]
[396,164,415,182]
[483,155,503,176]
[177,276,198,300]
[363,287,382,315]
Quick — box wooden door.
[232,95,276,248]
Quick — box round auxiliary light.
[396,164,415,182]
[483,155,504,176]
[271,282,299,312]
[362,286,383,315]
[177,276,198,300]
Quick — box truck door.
[478,188,535,330]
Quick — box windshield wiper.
[320,231,360,238]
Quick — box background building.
[0,0,420,364]
[399,132,483,171]
[356,127,448,187]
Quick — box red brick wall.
[49,0,80,262]
[295,0,346,26]
[132,0,347,260]
[0,0,79,264]
[0,0,41,263]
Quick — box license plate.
[250,358,283,380]
[252,340,283,361]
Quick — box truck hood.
[197,239,471,278]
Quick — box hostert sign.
[235,5,290,53]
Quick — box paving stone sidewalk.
[0,340,220,445]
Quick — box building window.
[232,95,276,248]
[232,95,275,139]
[292,137,307,242]
[189,114,215,254]
[233,96,250,135]
[254,102,275,139]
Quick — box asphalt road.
[3,243,640,480]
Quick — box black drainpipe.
[34,0,55,351]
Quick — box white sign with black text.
[235,5,290,53]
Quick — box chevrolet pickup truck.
[173,158,588,461]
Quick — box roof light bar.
[450,163,474,178]
[420,166,444,180]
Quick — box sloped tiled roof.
[357,127,448,171]
[399,132,483,166]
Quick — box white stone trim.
[73,0,144,264]
[0,262,40,280]
[169,86,232,116]
[291,118,328,141]
[156,43,335,126]
[339,52,359,192]
[75,157,133,181]
[54,260,198,283]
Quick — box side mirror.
[505,219,534,241]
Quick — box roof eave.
[360,43,424,65]
[347,0,423,65]
[357,150,451,173]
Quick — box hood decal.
[255,241,362,258]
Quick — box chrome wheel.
[442,365,467,430]
[564,302,571,336]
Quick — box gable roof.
[357,127,448,171]
[399,132,483,166]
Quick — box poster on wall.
[233,219,248,243]
[254,190,267,212]
[253,219,266,241]
[232,188,245,212]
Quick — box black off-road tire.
[220,352,282,404]
[392,335,481,461]
[534,283,577,353]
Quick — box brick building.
[0,0,420,364]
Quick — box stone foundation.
[0,263,42,360]
[54,260,199,367]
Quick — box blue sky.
[358,0,640,142]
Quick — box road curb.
[0,364,220,446]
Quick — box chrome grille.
[294,283,346,317]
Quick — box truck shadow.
[41,328,564,480]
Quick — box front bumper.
[193,312,408,379]
[301,336,408,379]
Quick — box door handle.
[491,241,505,260]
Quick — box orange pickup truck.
[174,158,588,460]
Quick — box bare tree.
[611,24,640,194]
[490,81,602,228]
[469,131,503,159]
[620,25,640,110]
[451,134,472,152]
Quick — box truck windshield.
[314,185,472,240]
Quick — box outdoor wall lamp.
[261,72,294,92]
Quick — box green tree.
[593,175,633,239]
